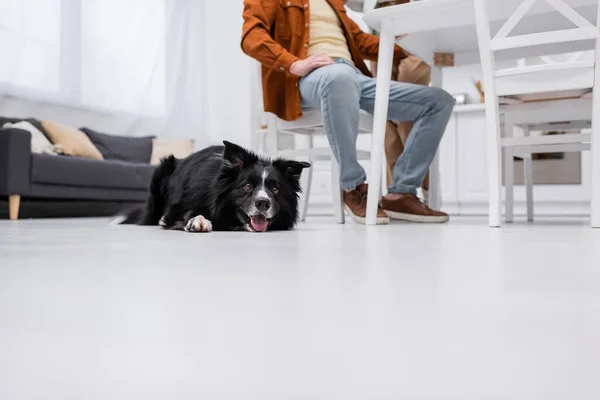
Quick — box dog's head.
[220,141,311,232]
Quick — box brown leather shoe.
[380,193,449,223]
[343,183,389,225]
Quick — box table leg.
[427,65,444,211]
[428,152,442,210]
[366,19,395,225]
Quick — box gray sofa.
[0,126,154,220]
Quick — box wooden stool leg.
[9,194,20,220]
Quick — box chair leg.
[593,122,600,227]
[592,58,600,227]
[331,160,345,224]
[380,156,388,197]
[504,147,514,223]
[300,164,313,222]
[298,136,314,222]
[265,113,279,157]
[524,154,534,222]
[9,194,20,220]
[521,124,533,222]
[251,130,261,154]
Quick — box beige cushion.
[150,138,195,165]
[41,120,103,160]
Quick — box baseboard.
[307,197,590,217]
[457,201,590,216]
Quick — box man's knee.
[428,87,455,109]
[318,65,359,95]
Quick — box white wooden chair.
[474,0,600,227]
[504,97,592,222]
[264,109,377,224]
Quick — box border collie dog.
[119,141,310,232]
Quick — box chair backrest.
[474,0,600,98]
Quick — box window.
[0,0,61,93]
[81,0,165,115]
[0,0,166,117]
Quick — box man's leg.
[299,60,389,224]
[359,77,454,222]
[372,56,432,189]
[395,57,432,190]
[299,62,365,191]
[384,121,403,186]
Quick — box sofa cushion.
[0,117,49,138]
[80,127,154,164]
[31,154,154,190]
[41,120,104,160]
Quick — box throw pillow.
[41,120,104,160]
[2,121,62,155]
[80,127,155,164]
[0,117,21,127]
[1,117,50,139]
[150,138,195,165]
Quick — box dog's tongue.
[250,215,268,232]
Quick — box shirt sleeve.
[241,0,301,73]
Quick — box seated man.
[241,0,453,224]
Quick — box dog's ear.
[273,159,311,180]
[222,141,258,170]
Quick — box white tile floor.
[1,217,599,400]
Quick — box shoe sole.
[383,209,449,223]
[344,205,390,225]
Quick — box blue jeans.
[299,58,454,194]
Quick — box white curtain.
[0,0,208,145]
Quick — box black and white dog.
[119,141,310,232]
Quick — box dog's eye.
[243,183,253,191]
[272,186,280,195]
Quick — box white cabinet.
[437,107,459,214]
[441,105,591,216]
[441,107,491,214]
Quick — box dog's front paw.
[184,215,213,233]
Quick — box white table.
[362,0,598,225]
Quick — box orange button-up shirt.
[241,0,407,122]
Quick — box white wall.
[0,96,166,138]
[204,0,254,148]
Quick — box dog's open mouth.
[239,211,272,232]
[249,214,270,232]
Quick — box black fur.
[119,141,310,232]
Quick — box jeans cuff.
[341,176,366,192]
[387,184,417,195]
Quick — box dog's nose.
[255,198,271,211]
